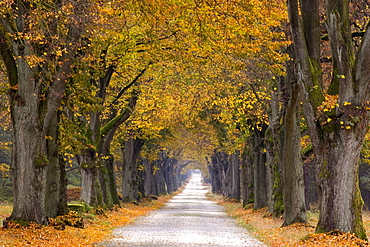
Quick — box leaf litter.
[0,196,171,246]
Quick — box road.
[101,173,266,247]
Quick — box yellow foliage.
[0,163,10,178]
[317,94,339,114]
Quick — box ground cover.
[214,194,370,246]
[3,189,370,246]
[0,195,172,246]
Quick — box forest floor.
[1,190,370,246]
[0,194,174,246]
[213,194,370,246]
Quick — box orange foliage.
[0,196,171,246]
[218,198,370,246]
[300,230,369,247]
[66,187,82,202]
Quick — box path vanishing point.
[101,173,266,247]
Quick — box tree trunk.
[80,167,97,205]
[214,151,229,197]
[97,162,113,208]
[156,162,168,195]
[105,154,120,205]
[303,159,318,210]
[137,158,147,199]
[224,151,240,200]
[174,161,192,189]
[121,138,143,202]
[281,81,307,226]
[144,159,159,196]
[143,159,153,196]
[288,0,370,239]
[315,133,366,238]
[252,125,268,209]
[240,149,254,208]
[7,63,48,224]
[208,156,222,194]
[7,67,68,224]
[45,112,68,217]
[265,83,283,216]
[79,147,102,206]
[280,45,306,226]
[164,159,177,193]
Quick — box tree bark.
[229,151,240,200]
[103,154,120,206]
[288,0,370,239]
[240,149,254,208]
[156,160,168,195]
[78,147,101,206]
[7,61,48,224]
[121,138,144,202]
[208,155,222,194]
[1,0,87,224]
[280,45,307,226]
[214,151,228,197]
[137,158,147,199]
[281,79,307,226]
[265,83,283,216]
[252,125,268,209]
[45,112,68,217]
[164,157,178,193]
[315,138,365,235]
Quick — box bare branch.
[109,63,151,107]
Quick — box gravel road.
[101,173,266,247]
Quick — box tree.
[121,137,144,202]
[0,0,91,224]
[287,0,370,239]
[280,46,306,226]
[59,0,163,207]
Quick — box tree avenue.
[1,0,370,242]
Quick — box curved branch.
[0,33,17,87]
[100,93,138,137]
[109,64,151,107]
[287,0,323,148]
[354,23,370,102]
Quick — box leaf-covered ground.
[216,196,370,247]
[2,192,370,246]
[0,196,171,246]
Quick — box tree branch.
[109,64,151,107]
[287,0,323,148]
[321,31,365,41]
[326,0,354,103]
[354,23,370,103]
[100,93,138,137]
[0,33,17,87]
[135,30,180,46]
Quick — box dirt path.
[101,173,266,247]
